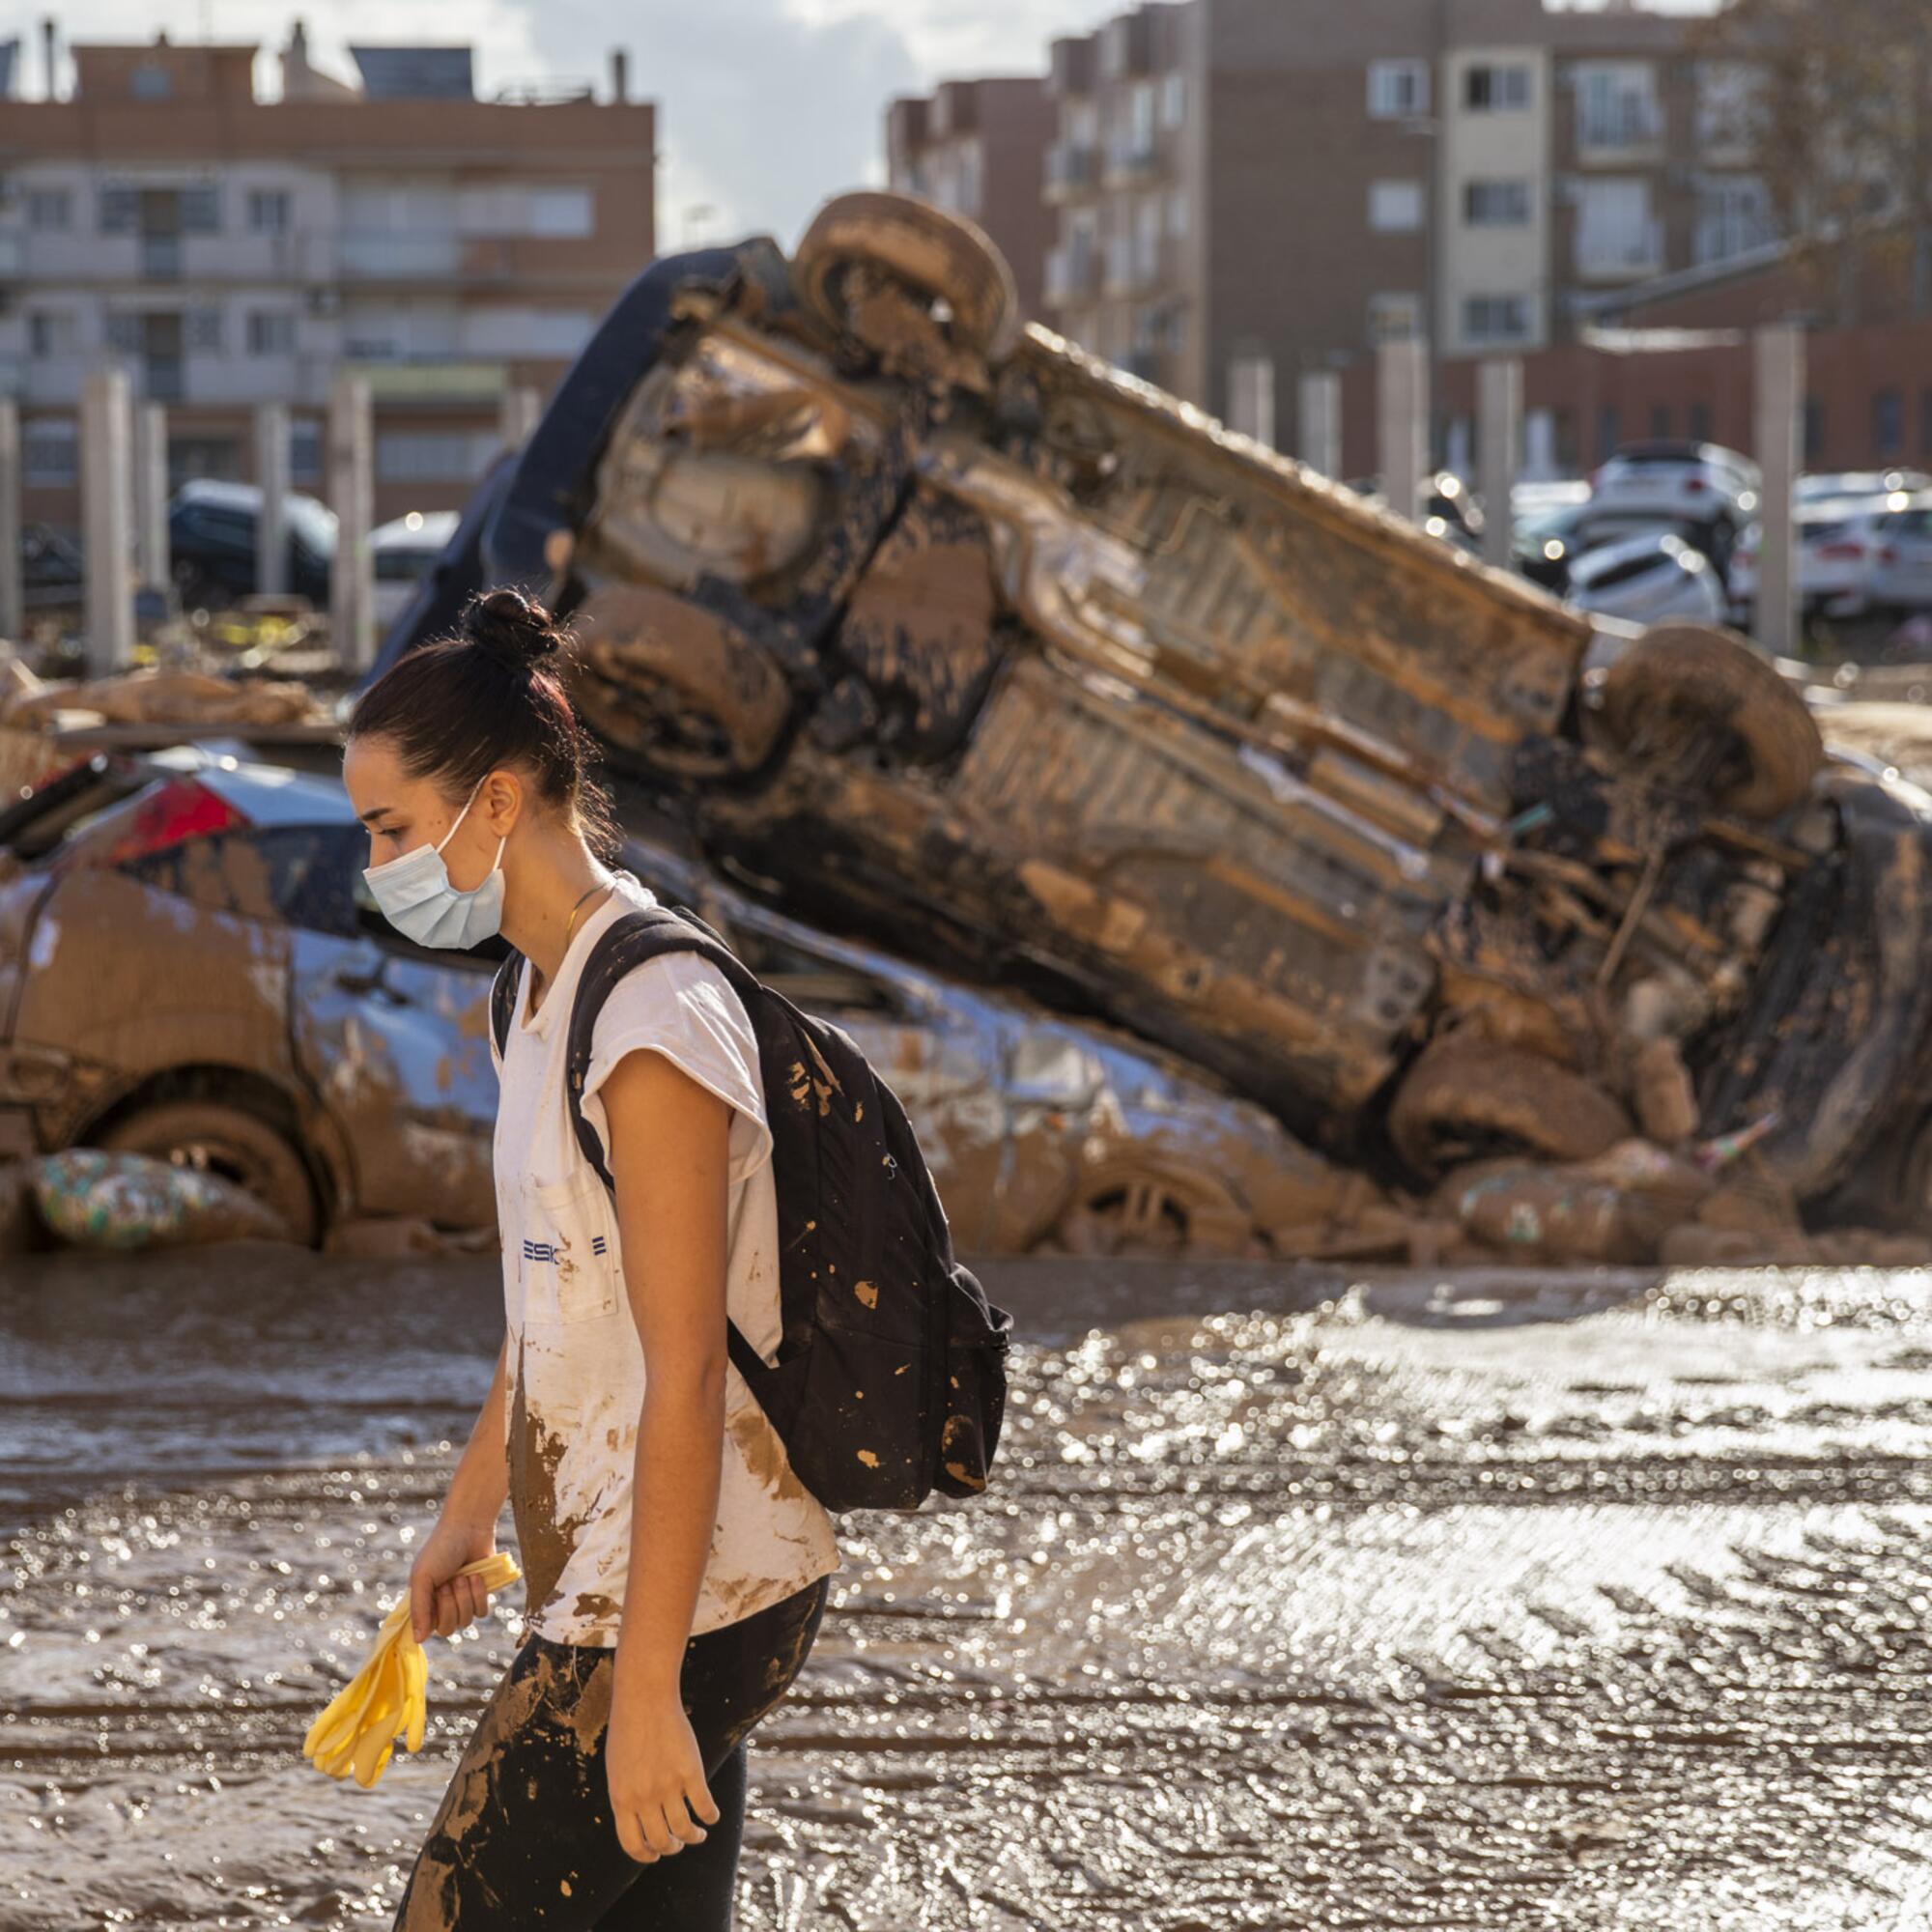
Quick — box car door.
[284,823,499,1226]
[1878,508,1932,611]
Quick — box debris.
[29,1149,295,1250]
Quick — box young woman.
[344,587,841,1929]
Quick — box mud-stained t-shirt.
[488,867,841,1645]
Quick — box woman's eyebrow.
[356,805,398,826]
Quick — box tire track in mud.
[7,1267,1932,1927]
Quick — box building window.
[1167,186,1188,239]
[1574,62,1663,151]
[1690,400,1712,442]
[99,185,138,234]
[290,419,323,487]
[26,187,71,230]
[1695,61,1763,152]
[180,185,221,233]
[528,185,595,237]
[1369,292,1424,343]
[1650,403,1672,440]
[1921,386,1932,457]
[1574,178,1660,275]
[1465,64,1532,111]
[1597,405,1622,464]
[186,307,223,351]
[1804,397,1824,464]
[1369,181,1425,233]
[1160,71,1185,128]
[130,62,172,100]
[376,431,499,484]
[1463,295,1532,345]
[26,311,78,359]
[1875,387,1905,458]
[23,417,77,487]
[1463,180,1532,226]
[247,310,297,355]
[104,312,144,353]
[1694,175,1774,265]
[248,188,292,233]
[1368,59,1429,120]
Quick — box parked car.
[1866,492,1932,615]
[167,479,336,611]
[1798,469,1931,506]
[1731,491,1932,625]
[374,189,1932,1229]
[21,524,84,612]
[0,747,1348,1257]
[1566,529,1729,624]
[372,511,462,630]
[1589,440,1759,571]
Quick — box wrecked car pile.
[367,189,1932,1264]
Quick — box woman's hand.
[605,1682,722,1863]
[407,1513,501,1644]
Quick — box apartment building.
[980,0,1777,456]
[0,26,655,532]
[887,79,1055,320]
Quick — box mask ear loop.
[435,777,490,856]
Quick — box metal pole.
[1477,357,1522,570]
[0,398,21,641]
[1752,322,1803,656]
[1297,370,1341,479]
[79,365,133,674]
[1378,336,1429,523]
[255,401,290,598]
[327,371,374,669]
[130,401,168,594]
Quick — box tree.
[1698,0,1932,322]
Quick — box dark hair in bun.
[347,585,618,859]
[462,586,564,668]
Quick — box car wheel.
[793,190,1021,365]
[95,1099,321,1246]
[1047,1168,1255,1260]
[1388,1037,1634,1179]
[1587,622,1824,820]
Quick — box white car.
[1565,530,1728,625]
[1729,498,1895,621]
[1589,440,1761,533]
[1868,493,1932,613]
[1798,469,1931,506]
[371,510,461,628]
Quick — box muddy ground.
[6,1244,1932,1929]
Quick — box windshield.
[285,494,338,555]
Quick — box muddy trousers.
[390,1573,832,1930]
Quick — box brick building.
[0,25,656,534]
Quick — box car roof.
[372,510,462,550]
[145,744,359,828]
[1568,529,1686,579]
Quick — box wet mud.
[7,1245,1932,1927]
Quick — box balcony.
[1103,237,1170,299]
[141,355,185,403]
[1045,245,1101,306]
[1577,99,1665,160]
[349,357,508,406]
[1102,134,1163,188]
[1574,216,1665,281]
[1044,140,1100,201]
[338,231,512,280]
[139,234,184,281]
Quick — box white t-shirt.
[489,867,841,1645]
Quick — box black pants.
[391,1574,831,1929]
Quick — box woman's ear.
[479,767,526,839]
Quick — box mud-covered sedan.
[0,747,1351,1256]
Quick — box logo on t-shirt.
[521,1234,608,1264]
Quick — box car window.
[122,822,359,931]
[1586,552,1669,591]
[729,923,897,1011]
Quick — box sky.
[27,0,1720,251]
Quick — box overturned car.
[379,191,1932,1233]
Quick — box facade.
[0,28,655,533]
[1004,1,1782,457]
[886,78,1056,321]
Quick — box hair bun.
[463,587,563,668]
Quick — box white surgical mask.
[362,778,507,950]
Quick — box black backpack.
[489,899,1013,1515]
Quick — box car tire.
[1388,1037,1634,1179]
[793,189,1021,365]
[1046,1168,1256,1261]
[1589,622,1824,820]
[95,1099,321,1246]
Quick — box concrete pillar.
[1378,336,1429,524]
[255,401,290,598]
[499,384,543,451]
[327,371,375,669]
[1752,322,1804,657]
[1477,358,1522,570]
[1226,353,1276,449]
[130,402,169,594]
[80,366,133,674]
[0,399,21,642]
[1297,370,1341,479]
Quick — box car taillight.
[1684,476,1709,494]
[1816,541,1867,561]
[100,777,245,867]
[1878,546,1899,566]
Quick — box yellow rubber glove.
[303,1551,523,1788]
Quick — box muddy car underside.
[393,193,1932,1232]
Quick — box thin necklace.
[561,876,612,951]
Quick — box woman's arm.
[597,1043,734,1862]
[408,1329,510,1641]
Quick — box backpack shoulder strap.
[489,947,524,1063]
[560,904,757,1189]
